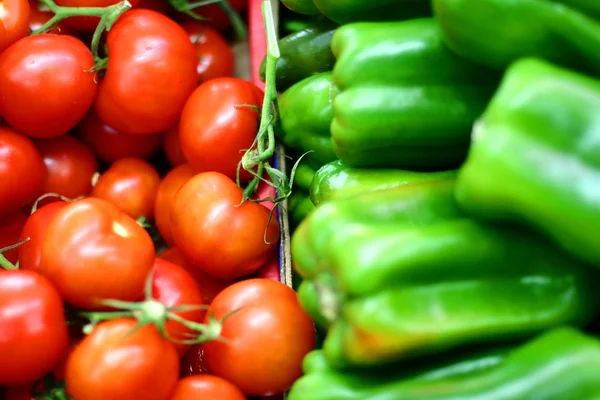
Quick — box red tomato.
[5,384,36,400]
[18,201,68,272]
[203,279,315,396]
[182,22,235,83]
[65,318,179,400]
[180,344,210,376]
[0,35,96,138]
[0,210,28,264]
[0,270,69,386]
[91,158,161,221]
[180,0,247,31]
[170,375,245,400]
[76,110,162,163]
[136,0,168,13]
[251,251,280,281]
[162,125,187,167]
[28,1,78,36]
[159,247,235,305]
[152,258,205,357]
[54,0,141,32]
[170,172,279,279]
[0,0,29,53]
[94,10,197,135]
[36,198,155,309]
[35,135,98,204]
[154,164,195,245]
[0,128,45,217]
[179,78,263,180]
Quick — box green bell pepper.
[312,0,431,24]
[293,163,317,193]
[281,0,320,15]
[310,160,456,205]
[433,0,600,75]
[455,58,600,268]
[289,191,316,227]
[289,327,600,400]
[330,18,499,170]
[292,178,600,367]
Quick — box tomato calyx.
[33,374,71,400]
[168,0,247,40]
[0,238,30,270]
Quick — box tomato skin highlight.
[0,210,28,264]
[0,270,69,386]
[65,318,180,400]
[0,0,30,53]
[0,128,45,217]
[171,172,280,279]
[94,10,198,135]
[36,197,155,309]
[182,22,235,83]
[170,375,246,400]
[0,34,97,138]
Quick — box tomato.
[251,251,280,281]
[179,78,263,180]
[0,128,45,217]
[28,1,78,36]
[35,134,98,204]
[180,0,247,31]
[136,0,168,13]
[180,344,210,376]
[0,0,29,53]
[154,164,194,245]
[54,0,141,32]
[36,197,155,309]
[159,247,235,305]
[0,270,69,386]
[0,35,96,138]
[182,22,235,83]
[65,318,179,400]
[94,10,197,135]
[162,125,187,167]
[0,210,28,264]
[152,258,205,357]
[171,172,279,279]
[5,384,36,400]
[76,110,162,163]
[170,375,245,400]
[202,279,315,396]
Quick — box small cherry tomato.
[94,10,197,135]
[0,210,28,264]
[203,279,315,396]
[0,270,69,386]
[76,110,162,163]
[179,0,247,31]
[28,1,78,36]
[37,198,155,309]
[182,22,235,83]
[0,34,96,138]
[65,318,179,400]
[0,128,45,217]
[154,164,194,245]
[171,172,279,279]
[162,125,187,167]
[0,0,29,53]
[180,344,210,376]
[54,0,141,32]
[170,375,246,400]
[179,78,263,180]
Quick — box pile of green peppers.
[265,0,600,398]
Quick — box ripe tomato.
[18,201,68,272]
[180,0,247,31]
[0,128,45,217]
[171,172,279,279]
[28,1,78,36]
[54,0,141,32]
[0,270,69,386]
[152,258,205,356]
[182,22,235,83]
[76,110,162,163]
[36,198,155,309]
[136,0,168,13]
[180,344,210,376]
[170,375,245,400]
[163,125,187,167]
[0,0,29,53]
[94,10,197,135]
[179,78,263,180]
[0,35,96,138]
[159,247,235,305]
[66,318,179,400]
[0,210,28,264]
[251,251,280,281]
[35,135,98,204]
[4,384,37,400]
[202,279,315,396]
[154,164,194,245]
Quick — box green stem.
[218,0,247,41]
[0,238,30,270]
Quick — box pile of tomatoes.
[0,0,316,399]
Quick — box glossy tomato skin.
[170,375,246,400]
[0,270,69,386]
[28,1,78,36]
[91,158,161,220]
[0,35,96,138]
[179,78,263,180]
[36,198,155,309]
[202,279,315,396]
[54,0,140,32]
[171,172,280,279]
[0,0,29,53]
[162,125,187,167]
[94,10,197,135]
[154,164,194,245]
[0,210,28,264]
[0,128,45,217]
[36,134,98,203]
[182,22,235,83]
[66,318,179,400]
[76,110,162,163]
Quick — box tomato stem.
[0,238,30,270]
[30,192,83,214]
[217,0,247,40]
[168,0,247,40]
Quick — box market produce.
[312,0,431,24]
[281,0,319,15]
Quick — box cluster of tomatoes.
[0,0,316,399]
